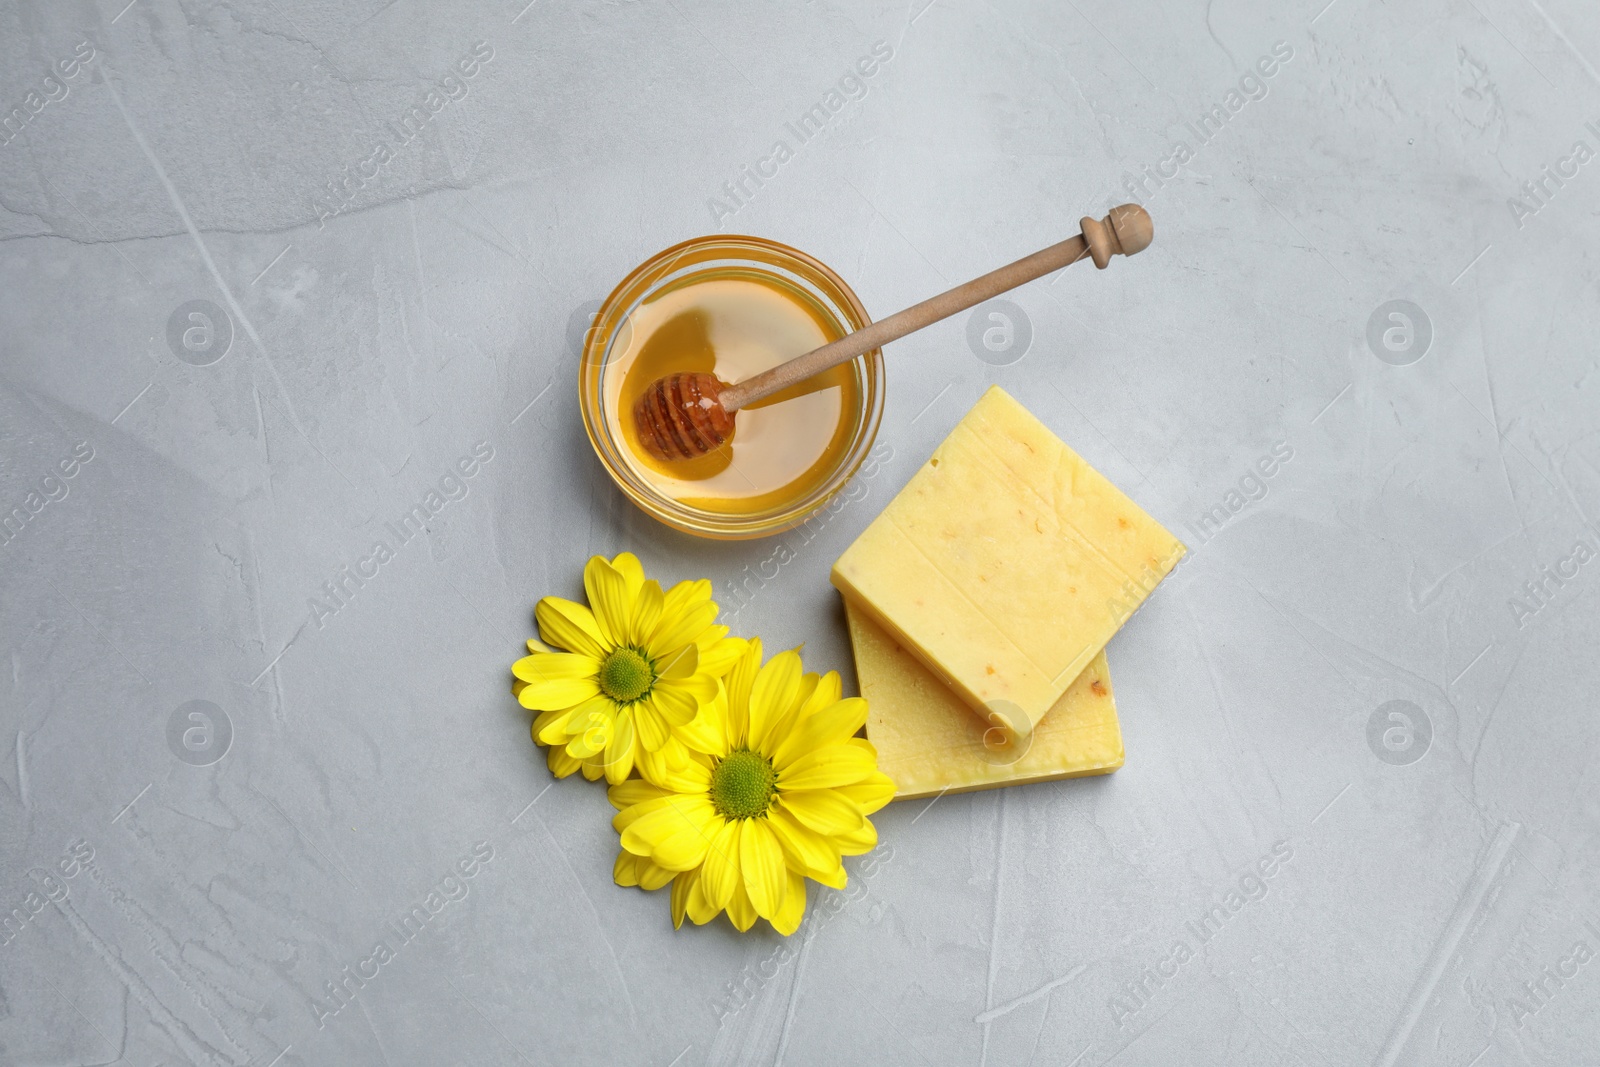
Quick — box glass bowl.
[578,235,884,540]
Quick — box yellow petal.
[697,819,741,912]
[547,745,582,778]
[633,698,670,753]
[697,635,748,678]
[526,637,554,655]
[609,551,647,593]
[579,755,605,780]
[771,869,807,936]
[530,706,569,746]
[799,670,843,718]
[555,695,614,740]
[630,579,665,648]
[536,707,580,746]
[768,806,842,877]
[633,740,673,784]
[662,577,713,619]
[651,827,708,872]
[602,710,637,784]
[810,860,847,891]
[836,818,879,856]
[637,860,675,892]
[752,674,810,761]
[845,736,879,760]
[608,778,671,812]
[512,677,529,700]
[779,789,864,836]
[512,651,598,684]
[674,683,730,757]
[563,702,614,758]
[810,695,871,744]
[778,744,876,791]
[629,793,717,841]
[584,555,634,647]
[612,793,686,833]
[654,642,700,681]
[650,599,718,655]
[620,797,717,871]
[836,772,897,815]
[517,675,601,712]
[724,638,763,746]
[613,850,642,887]
[535,597,609,660]
[663,671,719,712]
[646,683,702,729]
[565,733,605,760]
[651,735,695,770]
[740,818,787,920]
[686,866,719,926]
[772,697,868,769]
[636,744,711,793]
[670,868,697,929]
[748,648,803,752]
[725,875,758,932]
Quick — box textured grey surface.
[2,0,1599,1064]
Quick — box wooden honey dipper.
[633,204,1153,462]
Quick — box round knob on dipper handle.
[631,205,1153,462]
[1081,204,1153,269]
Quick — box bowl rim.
[578,233,884,541]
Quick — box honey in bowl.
[603,270,863,514]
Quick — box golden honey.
[580,236,883,540]
[604,272,861,513]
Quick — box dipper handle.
[719,204,1153,413]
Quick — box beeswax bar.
[832,386,1182,739]
[844,601,1122,799]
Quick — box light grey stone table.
[3,1,1598,1064]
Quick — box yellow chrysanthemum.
[514,552,747,783]
[607,638,896,934]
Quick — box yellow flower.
[514,552,747,783]
[607,639,895,934]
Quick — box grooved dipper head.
[632,372,735,461]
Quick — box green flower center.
[709,749,778,820]
[598,647,655,704]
